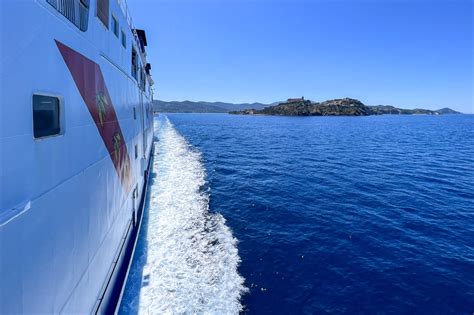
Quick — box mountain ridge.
[153,100,270,113]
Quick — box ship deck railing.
[116,0,147,64]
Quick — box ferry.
[0,0,154,313]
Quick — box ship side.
[0,0,154,313]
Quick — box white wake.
[122,117,246,314]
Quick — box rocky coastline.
[229,98,460,116]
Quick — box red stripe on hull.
[56,40,133,193]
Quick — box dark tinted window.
[33,95,60,138]
[112,16,119,37]
[97,0,109,28]
[131,47,138,79]
[139,68,146,91]
[121,30,126,48]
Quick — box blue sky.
[128,0,473,112]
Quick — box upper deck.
[40,0,154,96]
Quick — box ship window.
[131,47,138,79]
[138,66,142,90]
[134,144,138,159]
[112,15,119,37]
[121,30,126,48]
[133,107,136,120]
[140,69,146,91]
[47,0,89,31]
[33,95,61,138]
[96,0,109,28]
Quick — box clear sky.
[128,0,473,113]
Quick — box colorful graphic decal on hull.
[55,40,133,193]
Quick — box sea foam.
[120,116,246,314]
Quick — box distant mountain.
[435,108,462,114]
[369,105,438,115]
[230,98,462,116]
[370,105,461,115]
[153,100,269,113]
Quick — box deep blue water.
[167,114,474,314]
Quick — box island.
[229,97,461,116]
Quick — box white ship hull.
[0,0,154,312]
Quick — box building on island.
[287,97,305,103]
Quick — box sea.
[120,113,474,314]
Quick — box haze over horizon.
[129,0,473,113]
